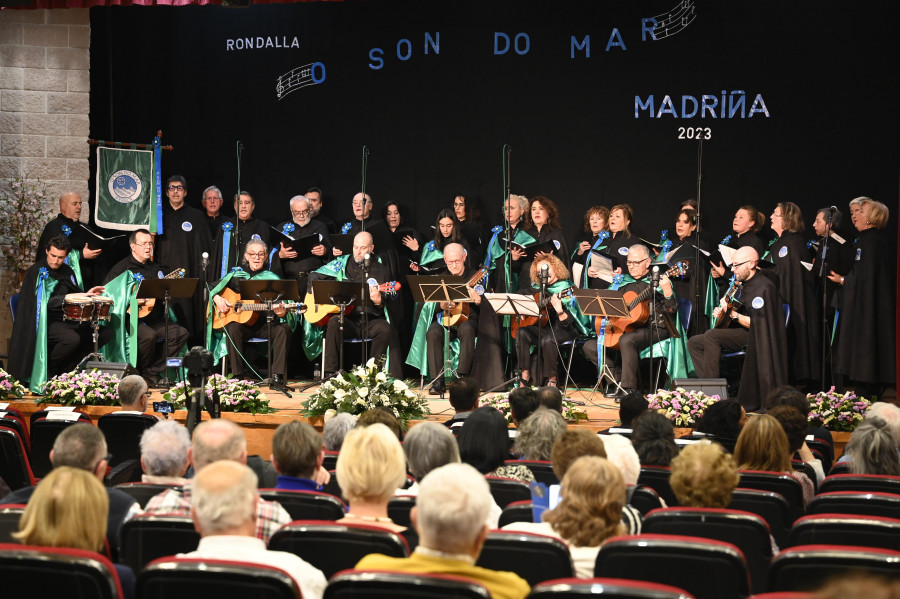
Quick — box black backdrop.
[89,0,899,255]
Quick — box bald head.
[733,246,759,264]
[190,420,247,470]
[444,243,466,275]
[59,192,82,221]
[353,231,374,263]
[732,246,759,282]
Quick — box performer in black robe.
[210,191,271,282]
[337,193,399,280]
[201,185,228,238]
[383,201,424,278]
[660,208,710,333]
[155,176,213,343]
[571,206,609,286]
[688,246,788,412]
[36,192,104,288]
[767,202,820,385]
[275,195,331,289]
[597,204,635,278]
[453,194,489,269]
[828,198,896,394]
[523,195,570,274]
[307,187,338,234]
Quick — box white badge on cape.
[618,247,629,256]
[856,248,862,261]
[182,221,193,232]
[251,234,262,241]
[157,270,165,279]
[778,246,788,258]
[751,296,764,310]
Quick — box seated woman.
[843,417,900,476]
[14,466,136,599]
[631,410,679,467]
[733,413,815,506]
[502,456,626,578]
[513,407,568,461]
[459,406,535,483]
[336,423,408,533]
[693,399,748,453]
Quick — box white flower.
[356,397,367,406]
[366,357,376,369]
[358,387,369,397]
[334,389,346,399]
[405,390,416,399]
[393,379,408,392]
[376,371,387,383]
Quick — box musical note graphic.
[275,62,326,100]
[651,0,696,40]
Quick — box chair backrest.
[806,491,900,519]
[0,504,26,544]
[0,411,30,450]
[138,556,301,599]
[98,413,160,469]
[485,476,532,508]
[119,514,201,573]
[322,451,339,471]
[476,530,574,587]
[0,542,123,599]
[805,438,833,473]
[737,470,805,523]
[790,461,817,493]
[788,513,900,552]
[728,488,793,549]
[627,484,663,516]
[818,473,900,495]
[637,466,679,507]
[642,507,772,594]
[30,418,87,479]
[499,500,534,527]
[114,482,180,509]
[321,469,344,501]
[387,495,416,528]
[594,534,750,599]
[529,577,697,598]
[827,461,850,476]
[325,569,491,598]
[0,427,37,491]
[268,520,409,579]
[768,544,900,592]
[507,460,560,485]
[258,488,346,521]
[29,408,92,426]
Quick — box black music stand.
[238,279,302,397]
[310,279,368,379]
[573,289,629,402]
[408,275,473,395]
[481,292,540,393]
[137,277,198,388]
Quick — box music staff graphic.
[275,62,326,100]
[652,0,696,40]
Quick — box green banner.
[94,146,154,231]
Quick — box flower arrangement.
[479,392,588,424]
[647,387,720,428]
[163,374,275,414]
[807,386,870,432]
[303,358,429,427]
[0,368,27,402]
[40,369,120,406]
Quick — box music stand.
[238,279,302,397]
[310,279,368,379]
[481,293,540,392]
[137,278,198,388]
[573,289,629,402]
[408,275,473,395]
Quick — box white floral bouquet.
[303,358,429,427]
[479,391,588,424]
[164,374,275,414]
[807,386,870,432]
[647,387,720,428]
[0,368,27,402]
[40,369,120,406]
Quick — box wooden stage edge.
[8,379,848,460]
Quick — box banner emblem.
[108,170,143,203]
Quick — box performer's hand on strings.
[213,294,232,315]
[273,302,287,318]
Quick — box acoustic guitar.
[211,287,307,330]
[438,267,489,328]
[133,268,185,318]
[510,285,577,339]
[304,281,402,326]
[600,260,689,349]
[713,279,743,328]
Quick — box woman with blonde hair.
[336,422,408,533]
[503,456,626,578]
[14,466,136,599]
[733,414,814,506]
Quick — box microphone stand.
[692,139,704,336]
[360,146,369,233]
[502,144,515,380]
[233,141,243,274]
[536,266,548,387]
[362,255,371,365]
[649,266,660,392]
[817,210,835,391]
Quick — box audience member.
[140,420,190,485]
[844,417,900,476]
[836,402,900,465]
[508,387,539,425]
[13,467,136,599]
[322,412,357,451]
[768,405,825,484]
[117,374,149,413]
[503,456,626,578]
[598,433,641,486]
[445,377,479,429]
[694,398,748,452]
[765,385,833,447]
[271,420,330,491]
[618,390,649,428]
[734,414,815,506]
[631,411,679,466]
[143,419,290,543]
[180,461,327,599]
[669,442,740,508]
[459,406,535,483]
[356,463,530,599]
[514,407,567,461]
[536,385,563,413]
[336,423,407,533]
[813,574,900,599]
[356,407,404,440]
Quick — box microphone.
[364,253,371,268]
[540,262,549,281]
[201,251,209,270]
[829,205,838,212]
[651,265,660,286]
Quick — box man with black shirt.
[201,185,227,237]
[334,193,396,276]
[36,191,103,288]
[211,191,271,281]
[307,187,337,234]
[104,229,190,385]
[9,235,110,392]
[275,194,331,292]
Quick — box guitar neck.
[236,303,301,312]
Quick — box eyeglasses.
[731,260,752,269]
[132,242,153,248]
[93,453,113,472]
[445,258,465,264]
[291,210,310,217]
[626,259,648,266]
[246,252,267,258]
[167,185,184,191]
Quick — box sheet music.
[718,244,737,266]
[651,0,697,40]
[800,261,814,272]
[276,63,319,100]
[831,232,846,245]
[589,252,614,283]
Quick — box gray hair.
[118,375,147,409]
[140,421,191,477]
[203,185,223,200]
[514,407,568,461]
[244,238,268,255]
[290,195,309,210]
[322,412,357,451]
[51,423,107,471]
[505,194,528,217]
[192,461,258,534]
[627,244,650,260]
[403,422,460,480]
[417,463,491,554]
[847,417,900,476]
[191,420,247,470]
[866,402,900,446]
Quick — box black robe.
[210,216,271,282]
[834,229,896,385]
[204,213,228,239]
[737,271,789,412]
[667,236,710,334]
[769,231,820,383]
[345,217,400,283]
[36,214,97,286]
[312,213,338,234]
[523,225,570,273]
[274,219,331,278]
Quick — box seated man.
[356,462,530,599]
[9,234,111,392]
[104,228,190,386]
[116,374,150,414]
[537,385,563,413]
[271,420,330,491]
[583,244,677,400]
[143,419,291,543]
[444,377,479,430]
[140,420,191,485]
[209,239,299,385]
[181,461,327,599]
[308,231,401,378]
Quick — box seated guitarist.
[583,244,677,399]
[515,254,581,388]
[208,239,298,385]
